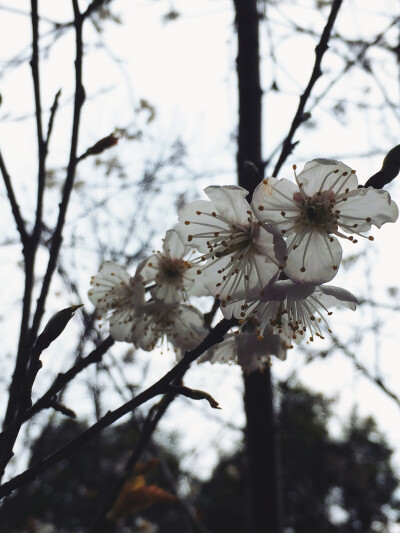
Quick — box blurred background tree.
[0,382,398,532]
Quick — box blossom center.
[294,191,337,231]
[158,256,190,283]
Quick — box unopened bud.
[80,134,119,160]
[35,304,83,351]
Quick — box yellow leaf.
[109,477,177,520]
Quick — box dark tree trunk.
[234,0,262,194]
[243,370,282,533]
[233,1,282,531]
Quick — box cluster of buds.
[89,159,398,371]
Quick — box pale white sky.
[1,3,400,521]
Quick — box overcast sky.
[1,2,400,510]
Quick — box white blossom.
[253,159,398,284]
[88,262,145,342]
[137,229,208,304]
[222,279,358,343]
[131,300,208,352]
[200,329,287,373]
[176,185,286,303]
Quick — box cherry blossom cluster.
[88,230,209,357]
[89,159,398,372]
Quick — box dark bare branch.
[0,149,28,246]
[0,317,236,500]
[272,0,343,177]
[45,89,62,155]
[30,0,85,344]
[331,334,400,408]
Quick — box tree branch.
[0,149,28,247]
[29,0,85,344]
[0,336,115,452]
[89,393,178,532]
[331,334,400,409]
[26,335,115,421]
[272,0,343,177]
[2,0,47,441]
[0,317,236,500]
[44,89,62,156]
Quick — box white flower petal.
[220,298,246,319]
[260,279,317,301]
[336,187,399,233]
[131,301,207,353]
[88,261,132,311]
[205,185,250,225]
[318,285,358,310]
[132,316,159,351]
[163,229,186,258]
[250,280,356,343]
[298,159,358,196]
[237,331,286,370]
[177,200,222,253]
[109,308,135,342]
[167,304,207,351]
[256,224,287,264]
[203,249,279,302]
[138,227,204,304]
[151,282,180,304]
[186,269,209,297]
[199,336,237,364]
[137,254,159,284]
[200,330,287,371]
[284,230,342,284]
[252,177,300,231]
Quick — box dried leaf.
[109,477,177,520]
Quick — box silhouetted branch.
[1,0,86,476]
[0,336,115,450]
[30,0,85,344]
[44,89,61,155]
[0,305,83,477]
[89,394,178,533]
[272,0,343,177]
[0,149,28,247]
[331,334,400,408]
[0,317,236,500]
[26,335,115,420]
[2,0,48,447]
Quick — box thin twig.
[45,89,62,155]
[27,335,115,420]
[1,0,46,446]
[331,334,400,408]
[0,0,84,474]
[0,149,28,247]
[0,336,114,447]
[31,0,46,244]
[29,0,85,345]
[82,0,110,20]
[272,0,343,177]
